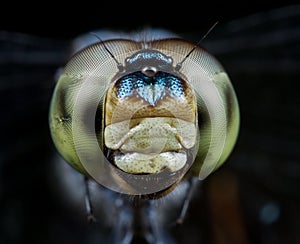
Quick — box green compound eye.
[49,36,240,196]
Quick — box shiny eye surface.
[48,31,240,196]
[2,5,298,244]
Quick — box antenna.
[90,32,124,71]
[175,21,219,71]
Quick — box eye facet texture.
[49,31,240,194]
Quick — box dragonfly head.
[49,36,239,196]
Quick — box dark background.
[1,1,300,244]
[2,1,298,38]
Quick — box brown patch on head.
[104,75,197,125]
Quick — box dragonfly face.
[48,30,240,197]
[2,5,299,244]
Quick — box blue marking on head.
[117,72,184,105]
[127,52,172,65]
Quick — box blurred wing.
[200,4,300,195]
[0,32,76,243]
[179,4,300,244]
[0,31,70,162]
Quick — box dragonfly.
[1,4,299,244]
[47,19,240,243]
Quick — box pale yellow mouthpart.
[104,117,196,174]
[114,151,187,174]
